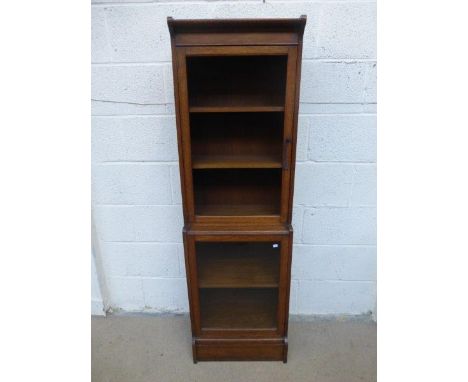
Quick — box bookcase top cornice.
[167,16,306,47]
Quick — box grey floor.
[92,314,376,382]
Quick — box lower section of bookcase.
[193,337,288,362]
[183,226,293,363]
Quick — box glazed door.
[186,234,291,338]
[175,45,298,225]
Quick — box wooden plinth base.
[193,337,288,362]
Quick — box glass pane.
[196,241,280,330]
[190,112,283,169]
[187,55,287,109]
[193,169,281,217]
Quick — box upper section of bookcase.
[167,16,307,47]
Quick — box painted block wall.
[91,0,376,315]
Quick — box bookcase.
[168,17,306,362]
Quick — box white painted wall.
[91,252,106,316]
[91,0,376,315]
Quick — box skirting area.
[92,314,376,382]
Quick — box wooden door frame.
[184,232,291,339]
[173,45,298,226]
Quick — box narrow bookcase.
[167,17,306,362]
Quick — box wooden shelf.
[200,288,278,330]
[198,249,279,288]
[190,105,284,113]
[196,204,279,217]
[192,154,282,169]
[189,94,284,113]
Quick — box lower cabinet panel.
[194,338,287,362]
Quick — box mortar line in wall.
[104,242,375,247]
[91,101,376,107]
[91,99,167,106]
[361,56,374,103]
[92,0,376,7]
[101,241,376,247]
[92,114,176,118]
[93,203,374,209]
[93,203,371,208]
[95,161,180,165]
[102,241,183,244]
[109,275,187,280]
[266,0,376,3]
[93,161,375,166]
[294,204,348,208]
[101,240,375,246]
[294,244,376,248]
[300,102,377,105]
[312,3,324,61]
[92,62,171,66]
[168,165,175,205]
[348,164,357,208]
[92,1,267,7]
[113,274,377,283]
[291,279,376,283]
[91,101,375,106]
[91,112,377,118]
[91,0,266,6]
[303,116,310,155]
[298,243,376,246]
[94,160,375,165]
[293,204,376,209]
[91,58,376,66]
[91,112,376,118]
[94,203,183,207]
[299,113,376,116]
[296,161,376,164]
[298,208,306,243]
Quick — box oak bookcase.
[167,17,306,362]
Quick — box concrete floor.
[92,315,376,382]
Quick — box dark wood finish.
[192,155,282,169]
[169,17,306,48]
[195,203,279,217]
[200,288,278,329]
[197,242,280,288]
[191,112,283,169]
[194,338,286,362]
[193,169,282,217]
[186,223,291,236]
[187,55,287,111]
[189,105,284,113]
[168,16,306,363]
